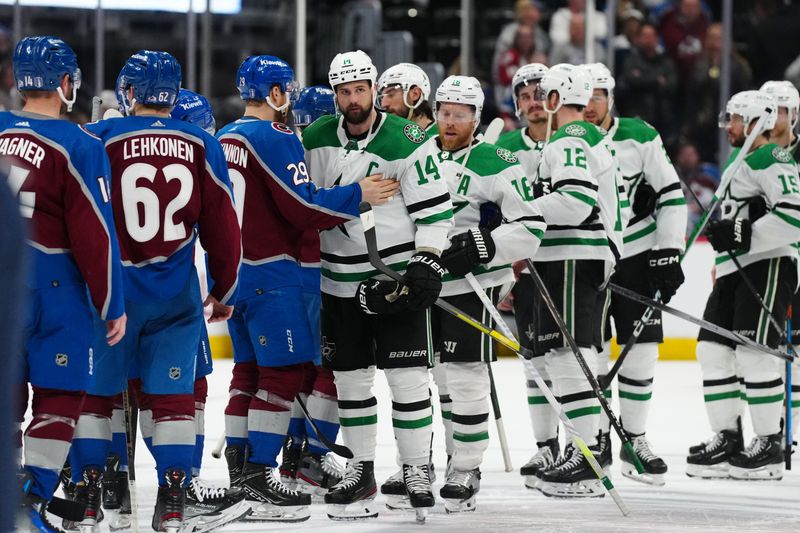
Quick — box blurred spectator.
[549,0,607,47]
[682,23,751,163]
[659,0,709,86]
[549,14,603,66]
[613,9,644,70]
[617,23,678,140]
[747,0,800,86]
[493,0,550,85]
[674,141,720,233]
[497,25,547,120]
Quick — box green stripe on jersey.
[416,208,454,225]
[565,406,601,419]
[564,190,597,206]
[611,117,659,144]
[704,391,740,402]
[747,393,784,405]
[392,416,433,429]
[453,431,490,442]
[541,237,608,247]
[339,415,378,427]
[623,222,656,243]
[658,198,687,208]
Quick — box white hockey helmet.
[377,62,431,109]
[328,50,377,89]
[719,90,777,131]
[759,80,799,129]
[511,63,548,118]
[435,75,484,125]
[538,63,593,113]
[583,62,615,113]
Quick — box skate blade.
[78,522,100,533]
[384,494,412,511]
[295,478,330,498]
[443,496,477,513]
[326,501,379,521]
[621,464,666,486]
[108,510,132,532]
[523,475,541,491]
[415,508,428,523]
[540,480,605,498]
[243,501,310,523]
[685,462,730,479]
[181,501,252,532]
[162,519,183,533]
[729,463,783,481]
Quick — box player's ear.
[270,85,284,106]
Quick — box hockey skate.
[182,477,251,532]
[686,429,743,479]
[381,457,436,511]
[279,437,304,488]
[440,468,480,513]
[520,438,558,490]
[63,466,104,533]
[539,444,605,498]
[152,468,186,533]
[20,495,70,533]
[102,454,133,532]
[403,464,434,522]
[59,461,76,501]
[240,462,310,522]
[224,445,246,489]
[728,433,784,481]
[597,431,612,468]
[325,461,379,521]
[295,451,345,497]
[620,434,667,486]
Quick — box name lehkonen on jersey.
[123,135,195,162]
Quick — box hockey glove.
[648,248,684,303]
[532,180,550,198]
[479,201,503,231]
[440,228,497,278]
[403,252,446,310]
[632,182,657,218]
[357,279,409,315]
[706,218,751,253]
[747,196,768,223]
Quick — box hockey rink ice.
[120,358,799,532]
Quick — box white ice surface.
[71,358,800,533]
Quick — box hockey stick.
[465,273,630,514]
[121,389,139,532]
[463,273,513,472]
[523,260,645,475]
[91,96,102,122]
[211,434,225,459]
[604,111,774,389]
[483,118,504,144]
[787,306,793,470]
[295,394,354,459]
[607,282,792,362]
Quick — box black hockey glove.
[403,252,446,310]
[357,279,409,315]
[747,196,768,223]
[706,218,751,253]
[440,228,497,278]
[479,201,503,231]
[632,182,657,218]
[648,248,684,303]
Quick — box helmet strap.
[545,112,553,144]
[267,93,289,115]
[57,84,77,113]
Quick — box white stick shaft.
[211,433,225,459]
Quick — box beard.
[344,102,372,125]
[440,127,473,151]
[730,130,745,147]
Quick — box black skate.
[152,468,186,533]
[240,462,310,522]
[325,461,379,520]
[520,437,559,490]
[597,431,612,468]
[183,477,251,531]
[729,433,783,480]
[440,468,480,513]
[620,434,667,486]
[102,454,133,532]
[295,452,345,497]
[63,466,104,532]
[279,437,304,487]
[539,444,605,498]
[60,460,76,501]
[686,429,743,479]
[403,464,434,522]
[380,469,409,510]
[224,445,246,489]
[689,417,743,455]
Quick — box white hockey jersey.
[496,126,546,178]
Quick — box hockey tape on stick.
[608,282,792,362]
[211,433,225,459]
[524,259,645,475]
[296,395,354,459]
[464,273,629,514]
[483,118,504,144]
[91,96,102,122]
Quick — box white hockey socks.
[697,341,742,433]
[334,366,378,462]
[524,354,559,443]
[618,342,659,436]
[430,356,454,456]
[385,366,433,466]
[445,362,490,471]
[547,346,601,446]
[737,345,783,436]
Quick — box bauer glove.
[632,181,657,218]
[648,248,684,303]
[403,252,446,310]
[706,218,751,253]
[357,279,409,315]
[441,228,497,278]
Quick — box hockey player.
[430,75,547,512]
[687,90,799,480]
[526,64,624,497]
[378,62,436,133]
[302,50,454,520]
[70,50,242,532]
[583,62,687,485]
[5,35,126,530]
[217,54,399,521]
[292,85,335,131]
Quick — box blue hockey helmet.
[236,55,297,113]
[292,86,335,127]
[13,35,82,111]
[171,88,216,134]
[116,50,182,115]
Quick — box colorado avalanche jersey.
[0,111,124,320]
[85,115,241,305]
[217,118,361,293]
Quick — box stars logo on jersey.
[404,123,426,144]
[271,122,294,135]
[496,148,517,163]
[564,124,587,137]
[772,147,793,163]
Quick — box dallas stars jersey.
[605,117,687,258]
[302,111,453,298]
[432,138,545,296]
[496,127,545,177]
[715,143,800,279]
[533,120,624,267]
